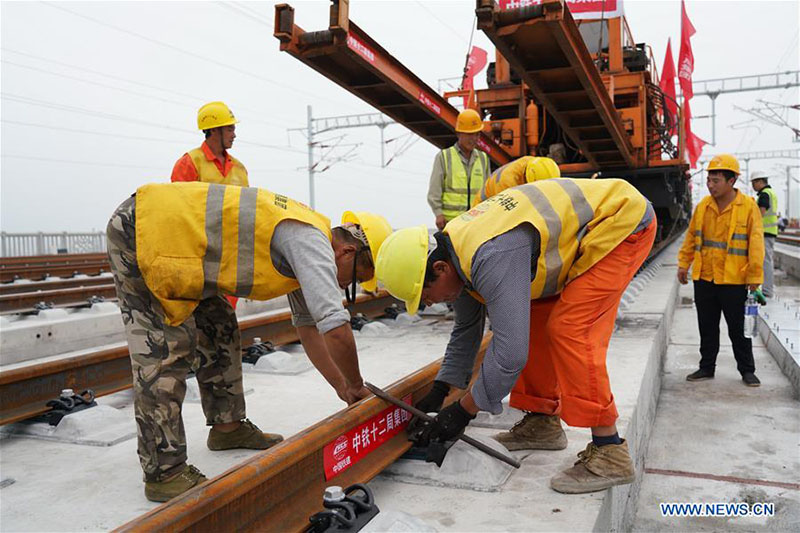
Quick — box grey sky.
[1,0,798,233]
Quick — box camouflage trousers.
[106,196,246,482]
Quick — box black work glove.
[428,400,476,443]
[415,380,450,414]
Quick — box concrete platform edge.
[594,266,680,533]
[757,315,800,399]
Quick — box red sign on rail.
[322,395,412,480]
[346,33,376,64]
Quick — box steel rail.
[0,275,113,296]
[0,284,118,314]
[0,292,397,425]
[0,252,108,268]
[0,262,110,283]
[777,235,800,247]
[115,334,491,533]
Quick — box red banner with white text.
[498,0,624,19]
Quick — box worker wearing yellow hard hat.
[106,181,390,502]
[378,177,658,495]
[171,101,249,187]
[427,108,490,231]
[474,155,561,204]
[677,153,764,387]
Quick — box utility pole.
[290,107,397,209]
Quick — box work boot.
[686,368,714,381]
[742,372,761,387]
[207,418,284,451]
[493,413,567,451]
[144,464,207,503]
[550,439,635,494]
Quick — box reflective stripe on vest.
[761,187,778,235]
[441,146,487,221]
[188,147,249,186]
[445,178,648,299]
[135,182,331,326]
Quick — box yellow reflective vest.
[441,145,489,221]
[678,191,764,285]
[188,147,249,186]
[474,156,533,205]
[759,187,778,236]
[445,178,648,300]
[135,182,331,325]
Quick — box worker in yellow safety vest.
[474,155,561,204]
[171,101,249,186]
[427,108,490,231]
[678,154,764,387]
[750,170,779,297]
[378,177,657,494]
[106,182,391,502]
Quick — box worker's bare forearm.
[323,324,363,386]
[297,326,346,390]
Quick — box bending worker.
[427,108,489,231]
[107,182,390,502]
[378,177,656,494]
[678,154,764,386]
[474,155,561,204]
[750,170,778,298]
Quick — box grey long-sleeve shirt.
[270,220,350,334]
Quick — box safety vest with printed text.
[445,178,648,300]
[441,145,489,221]
[135,182,331,326]
[475,156,532,205]
[188,147,249,186]
[679,191,764,285]
[760,187,778,236]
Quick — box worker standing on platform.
[172,101,249,310]
[427,108,489,231]
[378,177,657,494]
[678,154,764,387]
[750,170,778,298]
[171,101,249,186]
[106,182,390,502]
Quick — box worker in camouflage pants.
[107,196,279,501]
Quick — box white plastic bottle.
[744,292,758,339]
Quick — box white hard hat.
[749,170,769,181]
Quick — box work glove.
[407,381,451,443]
[427,400,476,443]
[753,289,767,306]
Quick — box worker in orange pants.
[509,220,656,430]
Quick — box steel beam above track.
[476,0,635,169]
[0,292,398,425]
[274,2,513,165]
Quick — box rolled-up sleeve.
[469,227,534,414]
[273,222,350,334]
[436,289,486,389]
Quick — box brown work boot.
[144,464,207,503]
[207,418,284,451]
[493,413,568,451]
[550,439,635,494]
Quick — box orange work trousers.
[509,219,657,428]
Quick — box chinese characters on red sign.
[322,395,412,480]
[498,0,623,19]
[476,137,493,155]
[346,34,376,64]
[418,91,442,116]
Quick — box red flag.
[677,0,696,100]
[659,38,678,135]
[683,98,707,168]
[461,46,488,108]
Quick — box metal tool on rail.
[242,337,276,364]
[365,382,521,469]
[307,484,380,532]
[37,388,97,426]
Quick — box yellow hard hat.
[376,226,428,315]
[525,157,561,182]
[341,211,393,292]
[197,101,239,131]
[707,153,740,175]
[455,108,484,134]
